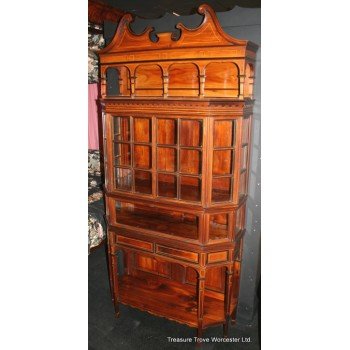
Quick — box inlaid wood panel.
[156,245,199,263]
[117,235,153,252]
[207,251,228,264]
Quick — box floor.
[89,244,260,350]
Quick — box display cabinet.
[98,4,257,338]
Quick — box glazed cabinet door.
[112,115,153,194]
[109,114,205,204]
[157,117,203,202]
[211,119,236,203]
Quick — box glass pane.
[212,177,232,202]
[180,120,202,146]
[241,146,248,170]
[213,120,234,148]
[157,119,177,145]
[113,116,130,141]
[134,145,151,169]
[134,117,151,143]
[209,214,229,240]
[115,201,199,240]
[213,150,233,175]
[180,176,201,202]
[115,167,132,191]
[180,149,201,174]
[135,170,152,194]
[158,173,177,198]
[114,143,131,166]
[157,147,177,172]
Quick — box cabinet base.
[118,273,237,331]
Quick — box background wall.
[104,6,261,325]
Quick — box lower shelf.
[119,274,233,328]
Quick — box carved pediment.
[99,4,258,54]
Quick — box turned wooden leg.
[196,269,206,340]
[223,265,234,337]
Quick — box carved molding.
[99,4,258,55]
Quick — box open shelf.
[119,274,227,328]
[115,202,199,240]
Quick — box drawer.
[207,251,228,264]
[116,235,154,252]
[156,244,199,263]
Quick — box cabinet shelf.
[115,202,199,240]
[119,274,231,328]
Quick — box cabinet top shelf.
[98,4,258,100]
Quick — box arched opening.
[247,63,255,98]
[106,67,120,96]
[105,66,131,96]
[205,62,239,97]
[168,62,199,96]
[135,64,163,96]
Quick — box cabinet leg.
[197,326,203,339]
[197,269,205,341]
[106,234,114,301]
[111,252,120,317]
[224,266,234,337]
[223,315,230,337]
[108,238,120,318]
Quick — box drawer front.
[207,251,228,264]
[116,235,154,252]
[156,245,199,263]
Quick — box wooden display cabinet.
[98,4,257,338]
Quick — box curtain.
[88,83,100,150]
